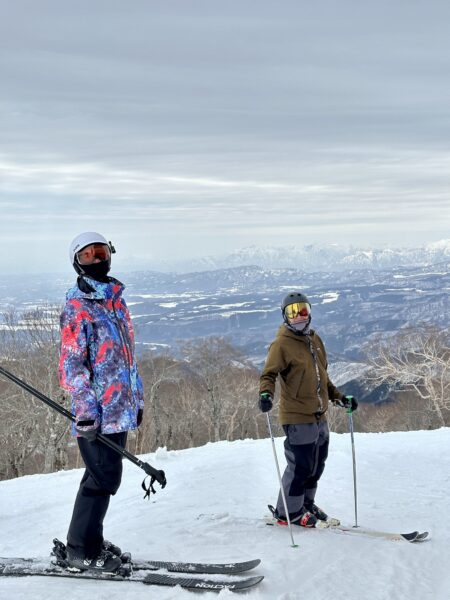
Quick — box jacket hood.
[277,324,316,343]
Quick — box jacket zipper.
[112,303,134,392]
[306,336,323,413]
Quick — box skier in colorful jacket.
[59,231,144,573]
[59,270,144,435]
[259,292,358,529]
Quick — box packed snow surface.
[1,428,449,600]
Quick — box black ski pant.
[276,421,329,520]
[67,432,127,558]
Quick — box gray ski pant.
[276,421,329,520]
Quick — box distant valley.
[1,260,448,371]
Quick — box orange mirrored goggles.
[76,243,111,266]
[284,302,311,321]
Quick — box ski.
[266,516,429,543]
[130,557,261,574]
[52,538,260,575]
[0,557,264,591]
[317,523,429,543]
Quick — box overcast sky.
[1,0,449,274]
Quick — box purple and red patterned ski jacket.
[59,276,144,435]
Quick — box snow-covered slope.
[1,429,449,600]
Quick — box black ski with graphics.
[51,537,261,575]
[0,557,264,591]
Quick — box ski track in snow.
[0,429,449,600]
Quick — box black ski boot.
[304,501,328,522]
[66,547,122,573]
[293,507,318,528]
[268,504,318,528]
[103,540,122,557]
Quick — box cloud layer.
[1,1,449,273]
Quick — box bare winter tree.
[0,306,70,479]
[134,350,183,453]
[174,379,210,448]
[365,326,450,428]
[222,366,261,440]
[181,337,252,443]
[0,377,41,478]
[21,306,70,472]
[361,394,435,433]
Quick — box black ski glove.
[76,420,99,442]
[137,408,144,427]
[259,392,273,413]
[339,395,358,412]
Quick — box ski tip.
[400,531,431,542]
[401,531,419,541]
[234,575,264,589]
[251,558,261,568]
[222,558,261,572]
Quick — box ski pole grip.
[143,462,167,487]
[346,395,354,414]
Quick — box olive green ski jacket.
[260,325,344,425]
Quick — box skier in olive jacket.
[59,232,144,573]
[259,292,358,527]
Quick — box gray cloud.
[1,1,449,273]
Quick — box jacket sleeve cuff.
[75,415,100,431]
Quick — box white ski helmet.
[69,231,110,265]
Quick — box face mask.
[82,260,111,282]
[284,316,311,335]
[291,320,309,332]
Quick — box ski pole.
[346,398,358,528]
[265,412,298,548]
[0,365,167,496]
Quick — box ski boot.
[104,539,132,566]
[304,502,340,526]
[52,538,130,574]
[268,504,318,528]
[304,502,341,528]
[66,547,122,573]
[293,507,318,528]
[103,539,122,557]
[304,501,328,521]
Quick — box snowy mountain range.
[136,240,450,273]
[123,261,449,365]
[0,428,448,599]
